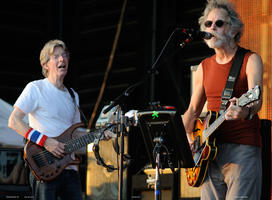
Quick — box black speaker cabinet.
[260,119,271,200]
[0,148,31,199]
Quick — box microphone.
[181,28,213,40]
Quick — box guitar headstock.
[238,85,260,107]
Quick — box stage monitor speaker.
[86,137,128,200]
[0,148,31,199]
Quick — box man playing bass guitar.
[182,0,263,199]
[8,39,113,200]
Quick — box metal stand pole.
[154,137,163,200]
[118,109,125,200]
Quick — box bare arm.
[8,106,30,136]
[225,53,263,120]
[246,53,263,112]
[8,106,65,158]
[182,63,207,142]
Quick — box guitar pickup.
[32,154,45,168]
[45,151,55,164]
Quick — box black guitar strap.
[219,47,250,114]
[67,87,88,126]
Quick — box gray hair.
[199,0,244,43]
[39,39,69,77]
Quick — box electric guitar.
[185,85,260,187]
[24,123,104,182]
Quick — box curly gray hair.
[199,0,244,43]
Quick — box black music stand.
[137,110,194,200]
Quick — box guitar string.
[32,133,97,163]
[202,111,226,143]
[30,126,110,163]
[195,91,257,164]
[201,91,255,143]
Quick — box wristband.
[25,128,48,147]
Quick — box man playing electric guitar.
[182,0,263,199]
[8,40,113,200]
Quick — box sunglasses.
[204,20,228,28]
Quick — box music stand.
[137,110,194,200]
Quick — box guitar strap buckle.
[221,88,233,99]
[220,88,234,112]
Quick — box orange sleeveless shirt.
[201,50,261,147]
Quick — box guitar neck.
[64,130,100,153]
[202,110,227,142]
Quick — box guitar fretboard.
[200,85,260,144]
[64,130,101,153]
[202,110,227,143]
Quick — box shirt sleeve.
[14,82,39,114]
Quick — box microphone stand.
[116,106,125,200]
[103,82,142,200]
[103,27,190,115]
[102,28,191,200]
[153,137,163,200]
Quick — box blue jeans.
[201,143,262,200]
[30,170,83,200]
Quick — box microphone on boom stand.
[176,27,214,47]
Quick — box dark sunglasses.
[204,20,228,28]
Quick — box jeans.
[30,170,83,200]
[201,143,262,200]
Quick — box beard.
[205,31,232,49]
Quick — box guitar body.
[24,123,84,182]
[185,111,218,187]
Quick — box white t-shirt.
[15,78,81,170]
[15,78,81,136]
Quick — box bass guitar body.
[185,111,218,187]
[24,123,84,182]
